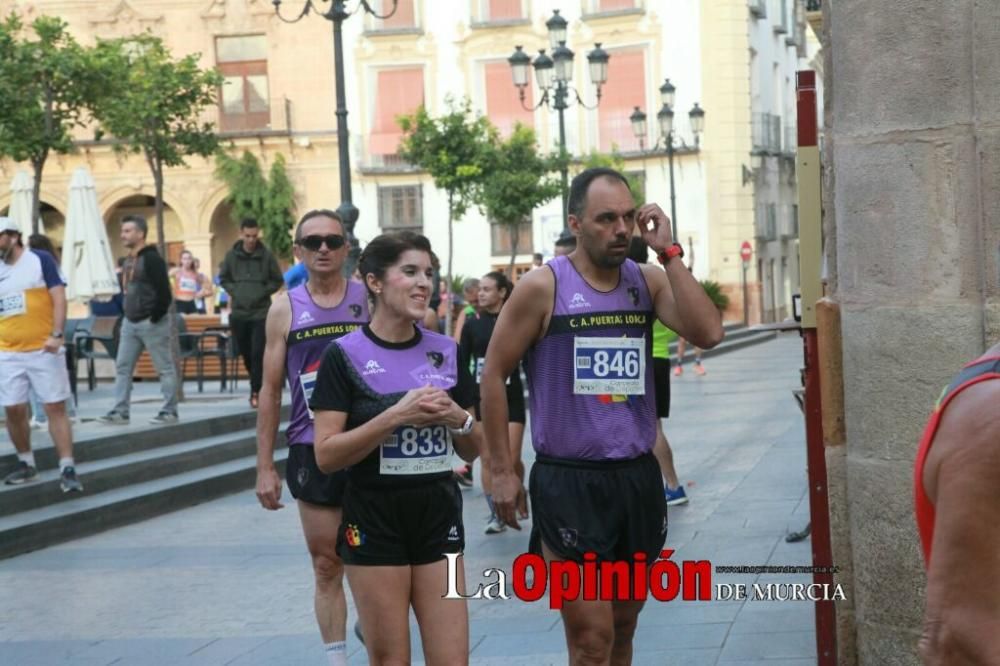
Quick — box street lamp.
[508,10,609,226]
[630,78,705,242]
[272,0,398,275]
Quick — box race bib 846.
[573,336,645,395]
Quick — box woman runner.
[458,271,526,534]
[170,250,210,315]
[311,231,480,665]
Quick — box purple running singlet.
[525,255,656,460]
[309,324,475,488]
[285,281,369,446]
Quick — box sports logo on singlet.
[349,304,363,318]
[363,359,386,376]
[568,292,591,309]
[573,336,645,395]
[299,359,321,419]
[627,287,640,307]
[379,424,453,475]
[426,351,444,368]
[297,310,315,325]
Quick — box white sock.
[324,641,346,666]
[59,457,75,472]
[18,452,36,468]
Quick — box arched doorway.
[104,195,184,266]
[209,201,239,275]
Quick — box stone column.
[828,1,1000,663]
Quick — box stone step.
[668,325,777,358]
[0,448,289,560]
[0,425,286,518]
[0,406,288,472]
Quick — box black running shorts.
[653,357,671,419]
[528,452,668,563]
[337,476,465,566]
[285,444,347,507]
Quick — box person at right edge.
[220,218,284,408]
[481,167,724,665]
[915,340,1000,665]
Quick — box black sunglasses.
[298,234,346,251]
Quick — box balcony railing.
[358,134,419,173]
[783,125,797,154]
[752,112,783,155]
[203,96,292,136]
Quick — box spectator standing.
[97,215,178,425]
[24,234,77,428]
[220,218,284,408]
[193,257,212,314]
[0,218,82,491]
[170,250,210,315]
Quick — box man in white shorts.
[0,218,82,492]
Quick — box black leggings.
[230,318,266,393]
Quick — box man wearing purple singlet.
[481,167,725,665]
[255,209,369,666]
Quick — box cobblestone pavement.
[0,333,819,665]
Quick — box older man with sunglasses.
[219,218,285,408]
[255,210,369,666]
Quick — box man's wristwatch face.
[51,332,64,338]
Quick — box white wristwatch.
[449,411,474,436]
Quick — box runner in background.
[628,237,689,506]
[458,271,525,533]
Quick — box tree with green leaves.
[399,97,495,333]
[0,14,96,233]
[479,124,563,274]
[89,34,221,402]
[215,150,266,222]
[89,33,222,258]
[263,154,295,262]
[216,150,296,263]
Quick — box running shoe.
[97,412,130,425]
[694,363,706,376]
[149,412,179,425]
[3,461,39,485]
[484,517,506,534]
[664,485,689,506]
[673,365,683,377]
[29,418,45,430]
[60,466,84,493]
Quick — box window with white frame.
[378,185,423,233]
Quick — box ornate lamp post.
[508,10,609,226]
[630,78,705,241]
[272,0,398,274]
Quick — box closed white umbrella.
[62,167,119,303]
[9,170,43,236]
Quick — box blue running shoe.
[665,485,689,506]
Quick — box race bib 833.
[379,424,453,475]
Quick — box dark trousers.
[231,317,266,394]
